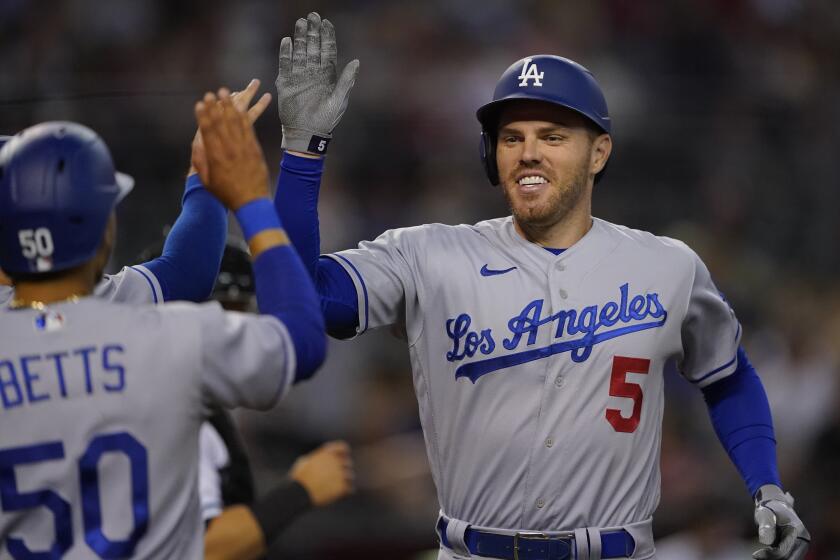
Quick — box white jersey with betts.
[0,298,295,559]
[327,216,740,531]
[0,264,164,310]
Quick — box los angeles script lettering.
[446,283,666,364]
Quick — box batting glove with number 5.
[276,12,359,156]
[753,484,810,560]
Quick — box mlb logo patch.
[35,310,65,332]
[35,256,53,272]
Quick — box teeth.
[518,176,547,185]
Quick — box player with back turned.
[0,91,325,558]
[0,79,272,310]
[272,12,809,560]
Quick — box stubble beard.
[503,159,590,230]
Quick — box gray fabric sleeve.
[678,250,742,387]
[94,265,163,304]
[323,227,417,337]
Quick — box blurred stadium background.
[2,0,839,558]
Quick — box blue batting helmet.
[0,122,133,274]
[477,55,611,186]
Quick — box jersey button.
[556,263,566,271]
[558,288,568,299]
[555,376,564,388]
[536,498,545,509]
[545,438,554,448]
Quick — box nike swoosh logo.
[480,264,517,277]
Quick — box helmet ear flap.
[480,130,500,186]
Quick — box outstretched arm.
[274,12,360,337]
[204,441,353,560]
[196,87,325,383]
[142,80,272,302]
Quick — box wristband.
[250,479,312,545]
[281,126,332,156]
[234,198,283,241]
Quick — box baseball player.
[0,79,272,310]
[0,90,325,558]
[272,13,809,560]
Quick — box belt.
[437,517,636,560]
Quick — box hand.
[289,440,354,507]
[276,11,359,156]
[194,89,270,210]
[190,79,272,178]
[753,485,811,560]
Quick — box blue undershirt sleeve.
[274,152,359,337]
[275,153,323,277]
[318,256,360,339]
[141,174,227,302]
[701,346,781,496]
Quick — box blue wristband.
[235,198,283,241]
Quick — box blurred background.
[2,0,839,558]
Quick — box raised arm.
[274,12,360,338]
[196,88,325,382]
[141,79,272,303]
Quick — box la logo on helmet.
[518,58,544,87]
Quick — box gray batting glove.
[753,484,810,560]
[276,12,359,156]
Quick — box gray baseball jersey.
[0,297,295,558]
[327,216,740,532]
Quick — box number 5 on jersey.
[606,356,650,433]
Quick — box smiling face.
[495,100,611,231]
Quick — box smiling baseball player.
[272,14,808,560]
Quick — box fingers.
[336,59,360,94]
[278,36,292,77]
[292,18,307,72]
[231,78,260,112]
[752,548,768,560]
[194,94,221,184]
[321,440,351,456]
[789,539,810,560]
[214,89,240,150]
[775,526,797,557]
[305,12,321,68]
[196,90,245,164]
[226,79,271,124]
[195,92,223,162]
[755,506,777,545]
[321,18,336,68]
[246,92,272,124]
[219,90,247,146]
